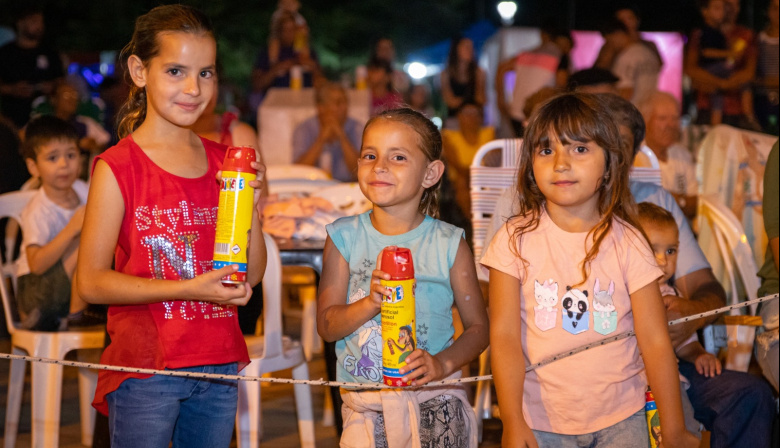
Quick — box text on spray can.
[380,246,416,387]
[213,146,256,285]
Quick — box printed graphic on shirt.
[561,286,590,335]
[592,278,618,336]
[534,279,559,331]
[136,204,234,321]
[343,288,383,382]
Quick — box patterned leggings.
[373,394,469,448]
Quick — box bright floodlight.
[497,1,518,25]
[407,62,428,80]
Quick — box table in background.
[258,88,370,166]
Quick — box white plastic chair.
[697,194,761,372]
[0,190,104,448]
[236,233,315,448]
[469,138,521,440]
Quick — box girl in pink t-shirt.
[481,93,699,448]
[76,5,266,447]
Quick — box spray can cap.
[381,246,414,280]
[222,146,256,173]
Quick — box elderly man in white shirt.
[641,91,699,221]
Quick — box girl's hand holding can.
[399,349,444,386]
[186,264,252,306]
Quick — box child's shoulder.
[428,216,465,240]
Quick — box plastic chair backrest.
[260,233,284,360]
[470,139,521,265]
[698,194,760,314]
[0,190,37,332]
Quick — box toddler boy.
[16,115,98,330]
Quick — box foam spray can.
[381,246,416,387]
[213,146,256,286]
[646,387,662,447]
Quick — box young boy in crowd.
[637,202,774,447]
[15,115,102,330]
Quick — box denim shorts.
[532,408,649,448]
[106,363,239,448]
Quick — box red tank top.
[92,135,249,415]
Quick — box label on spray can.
[213,146,256,285]
[646,388,661,447]
[380,246,416,387]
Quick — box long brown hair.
[361,108,443,218]
[510,92,640,285]
[116,5,215,138]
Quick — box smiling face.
[130,31,216,132]
[644,221,679,285]
[358,119,442,213]
[532,131,606,221]
[27,138,81,193]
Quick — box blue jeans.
[106,363,239,448]
[679,360,775,448]
[532,409,649,447]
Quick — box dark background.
[0,0,774,95]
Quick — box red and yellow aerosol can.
[646,387,662,447]
[213,146,256,285]
[380,246,416,387]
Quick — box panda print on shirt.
[533,278,619,335]
[561,286,590,335]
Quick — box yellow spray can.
[380,246,416,387]
[213,146,256,285]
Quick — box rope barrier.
[0,293,776,390]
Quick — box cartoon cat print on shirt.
[561,286,589,335]
[534,279,559,331]
[592,278,618,335]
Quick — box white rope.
[0,293,776,390]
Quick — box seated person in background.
[192,81,258,148]
[440,36,486,124]
[601,17,661,106]
[251,11,321,97]
[367,57,403,117]
[16,116,103,330]
[487,94,726,350]
[267,0,308,65]
[637,202,775,448]
[371,37,410,93]
[292,83,362,182]
[640,91,698,220]
[406,83,435,118]
[566,67,620,94]
[442,101,495,216]
[47,80,110,155]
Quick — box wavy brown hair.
[509,92,641,285]
[116,5,214,138]
[361,107,443,218]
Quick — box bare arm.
[671,192,698,222]
[666,267,727,347]
[77,160,251,305]
[685,31,727,94]
[26,206,84,275]
[632,281,700,447]
[317,237,383,341]
[335,125,359,174]
[401,239,489,384]
[489,268,538,448]
[474,68,487,106]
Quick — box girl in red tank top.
[76,5,266,447]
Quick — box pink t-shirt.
[481,210,662,434]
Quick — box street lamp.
[497,1,518,26]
